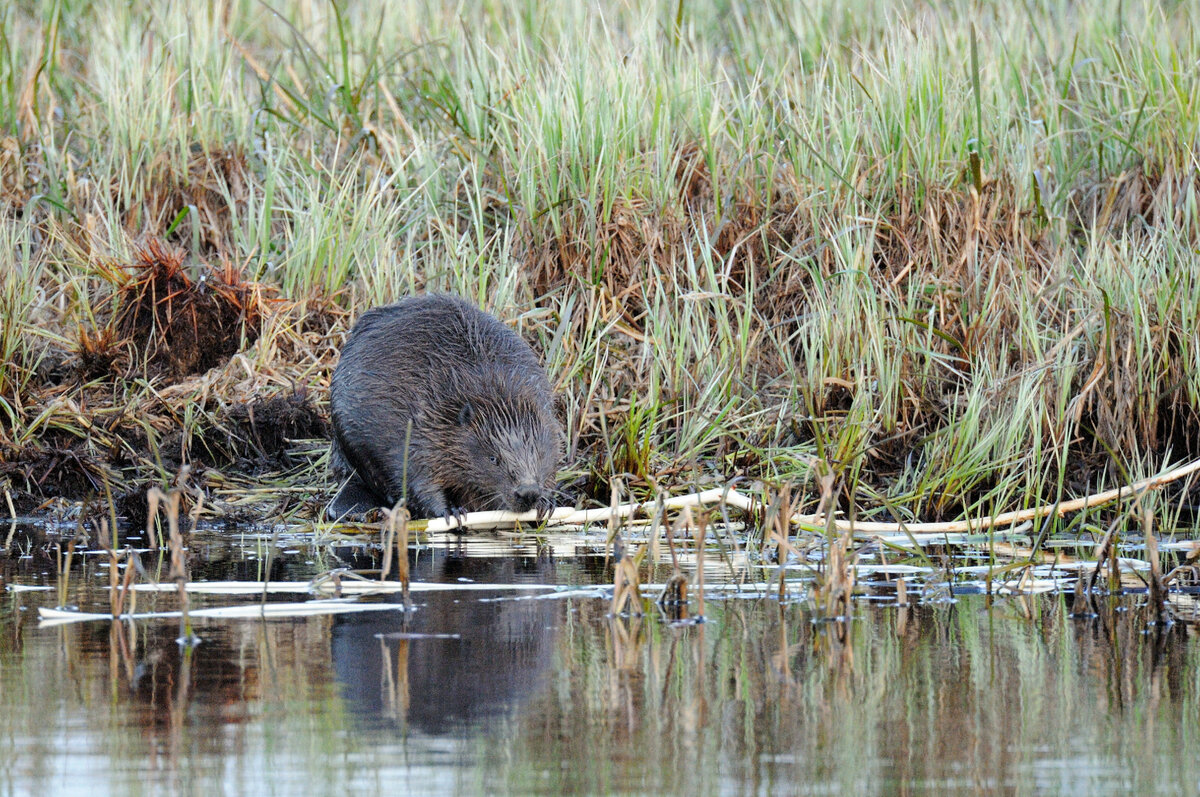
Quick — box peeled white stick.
[413,456,1200,535]
[422,506,578,532]
[421,488,753,532]
[788,456,1200,535]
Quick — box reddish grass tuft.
[108,240,267,381]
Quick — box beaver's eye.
[489,455,499,465]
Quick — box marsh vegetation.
[2,0,1199,537]
[1,1,1200,789]
[2,0,1198,547]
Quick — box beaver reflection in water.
[327,294,562,522]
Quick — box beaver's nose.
[513,485,542,512]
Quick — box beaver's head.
[434,370,563,515]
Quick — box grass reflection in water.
[2,531,1197,795]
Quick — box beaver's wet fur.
[327,294,562,521]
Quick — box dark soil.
[0,438,116,513]
[221,389,328,466]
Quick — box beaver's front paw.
[442,506,470,531]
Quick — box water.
[2,524,1199,795]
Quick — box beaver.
[327,294,563,522]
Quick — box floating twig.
[38,599,408,627]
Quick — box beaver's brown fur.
[327,294,562,521]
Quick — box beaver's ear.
[456,401,474,426]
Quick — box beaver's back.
[337,294,543,386]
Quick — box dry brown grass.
[513,153,1199,515]
[138,145,252,258]
[1067,165,1200,239]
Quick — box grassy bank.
[0,0,1197,535]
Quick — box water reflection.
[331,551,559,734]
[492,598,1199,794]
[2,531,1200,794]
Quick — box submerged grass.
[0,0,1198,551]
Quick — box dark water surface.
[2,524,1199,795]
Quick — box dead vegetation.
[141,145,251,258]
[0,136,37,213]
[1,0,1198,535]
[4,148,1198,526]
[1066,164,1200,239]
[1,238,327,515]
[522,144,805,314]
[511,152,1199,519]
[0,437,117,509]
[203,388,328,468]
[98,240,267,381]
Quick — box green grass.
[0,0,1197,536]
